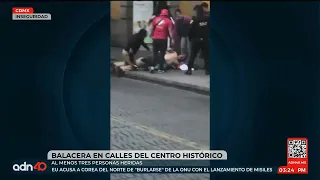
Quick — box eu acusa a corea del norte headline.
[50,152,225,159]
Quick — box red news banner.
[12,7,34,14]
[278,138,308,175]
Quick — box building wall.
[110,1,132,47]
[110,1,121,20]
[179,1,197,16]
[179,1,209,16]
[203,1,210,10]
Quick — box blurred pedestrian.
[150,9,174,73]
[174,9,192,63]
[112,29,151,77]
[186,5,210,75]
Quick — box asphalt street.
[110,77,210,180]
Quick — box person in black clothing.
[112,29,151,77]
[186,5,210,75]
[174,8,192,62]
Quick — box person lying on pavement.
[112,49,185,77]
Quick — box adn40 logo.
[13,162,47,172]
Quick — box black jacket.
[188,16,210,41]
[175,17,191,37]
[124,31,150,55]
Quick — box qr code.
[288,140,307,158]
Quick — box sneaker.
[157,70,165,73]
[148,66,155,73]
[132,65,138,71]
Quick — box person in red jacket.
[150,9,174,73]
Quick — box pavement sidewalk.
[111,47,210,95]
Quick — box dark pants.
[188,39,209,72]
[152,39,167,70]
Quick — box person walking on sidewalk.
[112,29,151,77]
[186,5,210,75]
[150,9,174,73]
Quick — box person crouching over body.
[112,29,151,77]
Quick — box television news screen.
[3,1,319,180]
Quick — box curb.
[123,73,210,96]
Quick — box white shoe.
[148,66,155,73]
